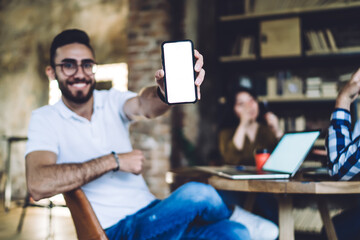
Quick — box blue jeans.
[105,182,250,240]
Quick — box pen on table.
[236,166,246,170]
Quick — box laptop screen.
[262,131,320,174]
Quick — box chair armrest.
[63,188,108,240]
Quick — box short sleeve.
[25,109,59,157]
[108,88,137,122]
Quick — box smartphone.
[161,40,197,105]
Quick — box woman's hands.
[264,112,283,139]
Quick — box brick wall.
[127,0,173,199]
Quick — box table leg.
[278,195,294,240]
[317,197,338,240]
[243,192,256,212]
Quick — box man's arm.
[124,50,205,120]
[327,68,360,180]
[26,150,145,201]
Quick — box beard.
[56,74,96,104]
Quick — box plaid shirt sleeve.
[326,108,360,180]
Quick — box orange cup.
[255,149,270,171]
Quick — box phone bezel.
[161,39,198,105]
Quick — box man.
[25,29,254,240]
[326,68,360,239]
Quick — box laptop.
[197,130,321,180]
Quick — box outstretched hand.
[155,49,205,99]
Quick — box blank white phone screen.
[163,41,196,104]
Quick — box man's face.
[53,43,96,104]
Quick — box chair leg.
[17,194,31,233]
[46,201,54,240]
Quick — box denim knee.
[179,182,220,204]
[213,220,251,240]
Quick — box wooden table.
[166,167,360,240]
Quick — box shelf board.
[306,46,360,56]
[258,96,336,103]
[220,2,360,21]
[219,47,360,63]
[219,55,256,62]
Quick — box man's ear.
[45,66,56,80]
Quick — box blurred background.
[1,0,360,239]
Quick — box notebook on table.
[197,130,321,180]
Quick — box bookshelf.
[216,0,360,135]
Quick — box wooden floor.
[0,197,324,240]
[0,198,76,240]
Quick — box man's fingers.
[195,69,205,86]
[197,86,201,100]
[155,69,164,81]
[194,49,203,72]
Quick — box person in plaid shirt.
[326,68,360,239]
[327,68,360,180]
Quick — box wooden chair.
[63,188,108,240]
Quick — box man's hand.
[117,150,145,175]
[155,49,205,99]
[336,68,360,110]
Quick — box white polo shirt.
[26,88,156,228]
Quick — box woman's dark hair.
[228,86,258,109]
[219,86,263,129]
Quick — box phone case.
[161,40,198,105]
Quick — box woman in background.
[218,86,283,229]
[219,87,283,166]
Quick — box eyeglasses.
[55,61,97,77]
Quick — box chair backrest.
[63,188,108,240]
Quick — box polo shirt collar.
[53,90,103,121]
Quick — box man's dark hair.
[50,29,95,68]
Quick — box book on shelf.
[276,71,286,95]
[317,30,330,52]
[306,77,322,97]
[230,35,255,58]
[231,35,242,55]
[266,77,278,97]
[305,29,338,54]
[305,31,320,52]
[321,81,338,97]
[295,115,306,131]
[280,115,307,132]
[338,72,353,91]
[325,28,338,51]
[240,36,254,57]
[339,72,352,82]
